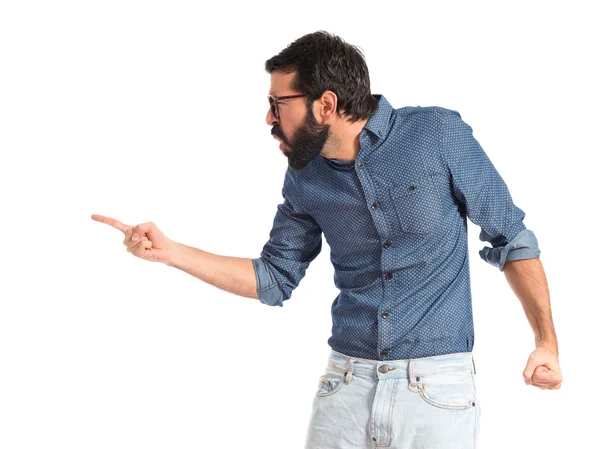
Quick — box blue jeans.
[304,349,481,449]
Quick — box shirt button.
[381,311,389,318]
[371,202,379,209]
[357,162,364,168]
[381,349,389,357]
[383,240,391,248]
[385,272,393,280]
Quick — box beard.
[272,105,330,172]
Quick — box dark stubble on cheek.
[287,105,330,172]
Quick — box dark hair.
[265,31,378,123]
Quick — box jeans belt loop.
[408,359,418,387]
[344,358,356,384]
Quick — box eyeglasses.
[268,94,307,120]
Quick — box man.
[92,31,562,449]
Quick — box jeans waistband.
[327,349,476,385]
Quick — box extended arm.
[167,244,259,300]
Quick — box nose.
[266,107,279,126]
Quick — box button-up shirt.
[252,94,541,361]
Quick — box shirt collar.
[363,94,393,139]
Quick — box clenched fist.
[91,214,174,264]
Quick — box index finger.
[91,214,131,233]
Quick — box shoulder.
[395,105,461,121]
[389,106,463,138]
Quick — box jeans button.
[378,365,390,373]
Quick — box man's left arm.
[504,258,562,389]
[440,108,562,390]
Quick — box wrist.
[535,340,559,356]
[165,240,187,268]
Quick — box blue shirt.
[252,94,541,361]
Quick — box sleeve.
[440,108,541,272]
[252,168,323,306]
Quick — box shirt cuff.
[251,257,285,307]
[479,229,541,272]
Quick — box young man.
[92,31,562,449]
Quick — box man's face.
[267,72,330,171]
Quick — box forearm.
[165,241,259,300]
[503,257,558,354]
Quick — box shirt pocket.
[388,174,444,235]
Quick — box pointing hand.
[91,214,174,264]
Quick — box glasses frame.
[268,94,307,120]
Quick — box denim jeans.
[304,349,481,449]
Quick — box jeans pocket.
[314,368,347,398]
[415,369,477,410]
[389,174,444,235]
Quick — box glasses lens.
[269,96,278,119]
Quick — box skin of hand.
[522,345,563,390]
[91,214,174,264]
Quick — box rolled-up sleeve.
[440,108,541,272]
[252,168,323,306]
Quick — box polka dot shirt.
[252,94,541,361]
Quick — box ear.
[315,90,338,123]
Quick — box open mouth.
[273,135,286,152]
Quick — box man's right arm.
[166,242,260,300]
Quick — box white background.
[1,1,598,448]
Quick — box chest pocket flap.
[388,174,444,235]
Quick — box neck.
[321,118,368,162]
